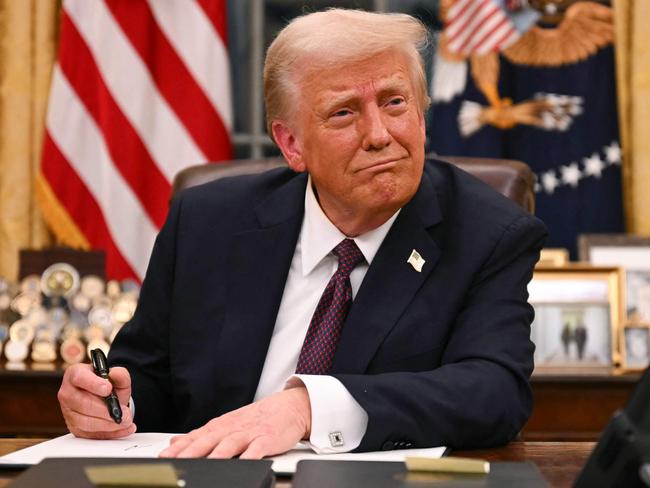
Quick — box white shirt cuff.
[285,375,368,453]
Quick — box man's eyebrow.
[318,77,412,111]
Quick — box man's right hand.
[58,363,136,439]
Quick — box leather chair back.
[172,156,535,213]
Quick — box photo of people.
[531,305,612,368]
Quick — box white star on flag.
[605,141,622,165]
[541,170,560,194]
[560,163,582,187]
[583,153,604,178]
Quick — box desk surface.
[0,439,595,487]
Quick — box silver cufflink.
[329,431,345,447]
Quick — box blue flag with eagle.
[428,0,623,257]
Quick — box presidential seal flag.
[37,0,232,281]
[428,0,623,256]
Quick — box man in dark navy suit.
[57,9,546,458]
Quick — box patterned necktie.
[295,238,365,374]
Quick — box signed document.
[0,433,446,474]
[0,433,176,466]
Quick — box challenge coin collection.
[0,263,139,367]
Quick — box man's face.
[274,50,426,234]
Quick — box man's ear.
[272,120,306,173]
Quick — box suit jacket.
[108,158,547,451]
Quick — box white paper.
[0,433,176,466]
[0,433,446,474]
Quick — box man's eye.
[387,97,405,106]
[332,109,352,117]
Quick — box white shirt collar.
[300,175,400,276]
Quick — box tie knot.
[332,238,365,274]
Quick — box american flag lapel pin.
[407,249,425,272]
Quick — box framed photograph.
[529,265,624,372]
[536,248,570,268]
[621,324,650,371]
[579,234,650,324]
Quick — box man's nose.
[361,105,391,151]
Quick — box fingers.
[161,431,267,460]
[177,431,231,458]
[159,430,199,457]
[207,433,251,459]
[161,390,310,459]
[108,367,132,404]
[239,437,275,460]
[59,363,134,439]
[70,422,137,440]
[108,367,131,389]
[65,364,113,397]
[61,401,133,432]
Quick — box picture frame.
[579,234,650,324]
[536,248,570,268]
[620,323,650,372]
[529,265,624,373]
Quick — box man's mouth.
[358,157,406,172]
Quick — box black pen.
[90,348,123,424]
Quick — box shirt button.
[381,441,394,451]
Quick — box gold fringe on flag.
[35,172,90,250]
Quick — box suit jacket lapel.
[331,171,443,374]
[215,174,307,407]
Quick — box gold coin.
[31,339,57,363]
[40,263,80,298]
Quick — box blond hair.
[263,9,431,138]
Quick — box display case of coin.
[0,263,140,367]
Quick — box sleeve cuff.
[286,375,368,454]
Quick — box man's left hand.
[159,387,311,459]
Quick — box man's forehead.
[298,53,414,101]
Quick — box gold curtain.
[0,1,60,281]
[614,0,650,234]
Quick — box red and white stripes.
[39,0,232,281]
[445,0,520,55]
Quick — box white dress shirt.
[254,176,399,453]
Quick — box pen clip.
[91,348,109,377]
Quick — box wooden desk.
[525,372,638,441]
[0,439,594,487]
[0,363,639,440]
[0,361,66,436]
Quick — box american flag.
[37,0,232,281]
[445,0,521,55]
